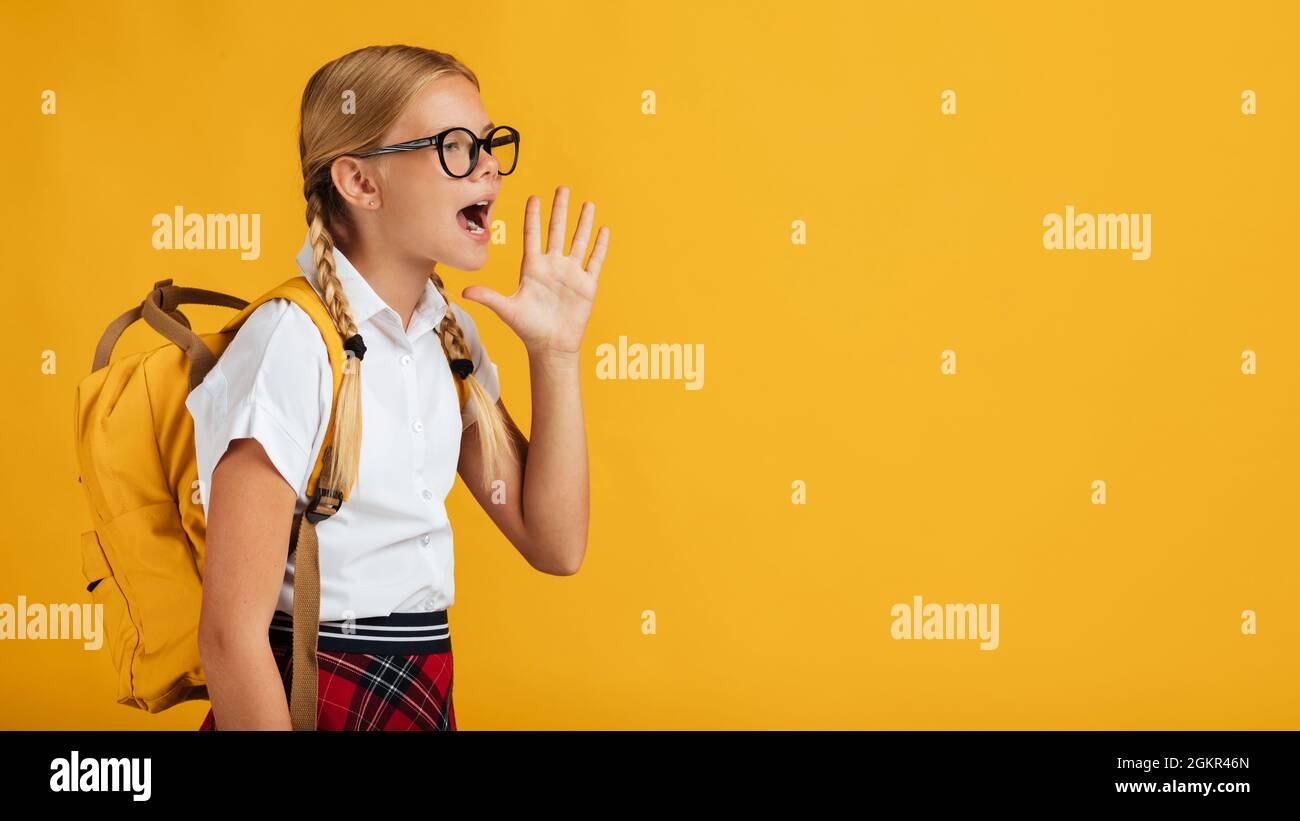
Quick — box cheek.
[391,179,458,229]
[389,161,453,205]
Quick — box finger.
[523,195,542,258]
[460,284,512,320]
[569,201,595,260]
[585,226,610,281]
[546,185,569,254]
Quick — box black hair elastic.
[450,358,474,379]
[343,333,367,361]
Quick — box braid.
[306,187,364,499]
[429,268,517,491]
[429,269,472,360]
[308,225,357,340]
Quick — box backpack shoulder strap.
[219,276,345,503]
[220,275,346,732]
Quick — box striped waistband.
[269,609,450,654]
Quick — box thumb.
[459,285,511,319]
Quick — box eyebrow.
[433,121,494,136]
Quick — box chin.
[443,247,488,272]
[429,230,489,272]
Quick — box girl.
[190,44,608,730]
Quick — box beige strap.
[141,297,215,392]
[93,280,249,389]
[93,305,146,371]
[93,305,190,371]
[155,283,248,314]
[289,512,320,731]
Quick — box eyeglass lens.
[442,127,519,177]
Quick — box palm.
[461,186,610,355]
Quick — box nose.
[472,143,500,178]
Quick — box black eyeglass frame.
[353,125,520,178]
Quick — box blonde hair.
[299,44,515,497]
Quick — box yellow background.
[2,0,1296,729]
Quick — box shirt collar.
[295,230,449,336]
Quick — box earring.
[369,200,375,206]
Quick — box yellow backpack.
[74,277,469,730]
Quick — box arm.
[197,438,296,730]
[458,185,609,577]
[457,351,588,575]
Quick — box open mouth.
[456,200,492,238]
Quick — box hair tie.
[450,358,474,379]
[343,333,367,361]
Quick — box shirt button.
[422,534,432,546]
[422,489,433,501]
[412,419,424,433]
[400,354,413,366]
[424,598,437,611]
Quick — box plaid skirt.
[199,608,456,731]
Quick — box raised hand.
[460,185,609,356]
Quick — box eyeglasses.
[354,125,520,178]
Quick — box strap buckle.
[305,486,343,524]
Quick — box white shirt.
[185,231,502,620]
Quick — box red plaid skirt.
[199,609,456,731]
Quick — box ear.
[329,156,381,210]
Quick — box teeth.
[463,201,489,234]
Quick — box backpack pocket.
[80,529,138,705]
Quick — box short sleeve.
[448,303,502,431]
[184,299,332,515]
